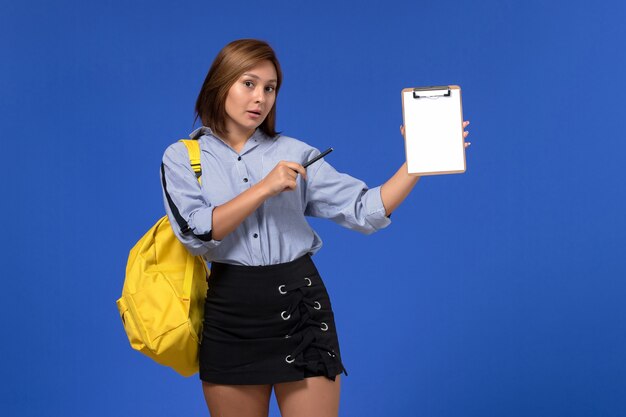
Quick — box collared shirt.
[161,126,391,266]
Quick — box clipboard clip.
[413,86,451,99]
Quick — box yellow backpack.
[116,139,209,377]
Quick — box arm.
[162,143,220,255]
[210,183,268,240]
[380,121,471,216]
[163,141,308,244]
[304,154,391,234]
[380,163,420,216]
[211,160,307,240]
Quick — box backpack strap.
[161,139,213,241]
[180,139,202,183]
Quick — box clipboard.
[401,85,466,176]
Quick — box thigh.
[273,375,341,417]
[201,381,273,417]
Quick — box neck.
[223,125,256,153]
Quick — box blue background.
[2,0,625,416]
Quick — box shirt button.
[243,178,249,183]
[253,233,258,238]
[237,156,242,161]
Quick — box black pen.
[303,147,333,168]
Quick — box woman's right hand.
[259,161,307,197]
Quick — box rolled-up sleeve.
[304,154,391,234]
[161,142,222,255]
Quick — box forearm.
[380,162,420,216]
[211,183,270,240]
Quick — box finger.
[278,160,299,172]
[281,164,305,182]
[463,120,470,127]
[283,162,307,179]
[400,125,405,136]
[284,168,297,180]
[464,131,469,138]
[275,163,297,181]
[284,179,297,191]
[464,142,471,148]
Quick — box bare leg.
[273,375,341,417]
[201,381,273,417]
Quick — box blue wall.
[2,0,625,416]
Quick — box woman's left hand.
[400,120,471,148]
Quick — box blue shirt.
[161,126,391,266]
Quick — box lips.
[246,110,262,120]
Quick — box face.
[224,60,277,140]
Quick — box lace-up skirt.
[199,254,348,385]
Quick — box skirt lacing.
[278,277,348,378]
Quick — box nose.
[254,87,265,103]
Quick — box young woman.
[162,39,470,417]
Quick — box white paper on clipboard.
[401,85,466,176]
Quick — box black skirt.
[199,254,348,385]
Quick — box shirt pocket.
[265,189,304,212]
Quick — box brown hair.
[194,39,283,138]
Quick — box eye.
[265,86,276,93]
[244,80,254,88]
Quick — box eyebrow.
[242,73,277,83]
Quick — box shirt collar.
[190,126,275,154]
[189,126,213,139]
[189,126,269,141]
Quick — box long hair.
[194,39,283,138]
